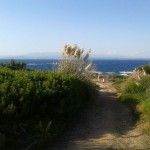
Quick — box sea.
[0,59,150,75]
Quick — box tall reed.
[56,44,95,80]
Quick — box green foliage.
[119,94,138,108]
[123,81,142,93]
[0,67,96,149]
[110,75,125,84]
[0,59,27,70]
[123,76,150,94]
[138,64,150,74]
[114,74,150,134]
[142,102,150,112]
[36,121,52,143]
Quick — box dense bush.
[0,67,96,149]
[119,94,138,109]
[113,74,150,134]
[123,76,150,94]
[138,64,150,74]
[0,59,26,70]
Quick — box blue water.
[0,59,150,74]
[93,59,150,74]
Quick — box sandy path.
[49,82,150,150]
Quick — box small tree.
[0,59,27,70]
[56,44,95,80]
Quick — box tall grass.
[56,44,95,80]
[113,74,150,134]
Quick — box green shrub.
[0,67,96,149]
[136,101,150,134]
[142,101,150,112]
[0,59,27,70]
[119,94,138,110]
[138,64,150,74]
[122,76,150,94]
[124,82,146,94]
[115,74,150,134]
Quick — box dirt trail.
[49,82,150,150]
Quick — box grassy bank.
[112,73,150,134]
[0,66,97,149]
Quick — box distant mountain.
[0,52,149,60]
[0,52,61,59]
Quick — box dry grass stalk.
[56,44,95,80]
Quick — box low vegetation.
[113,66,150,134]
[138,63,150,74]
[0,46,97,149]
[0,59,27,70]
[0,67,96,149]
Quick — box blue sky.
[0,0,150,58]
